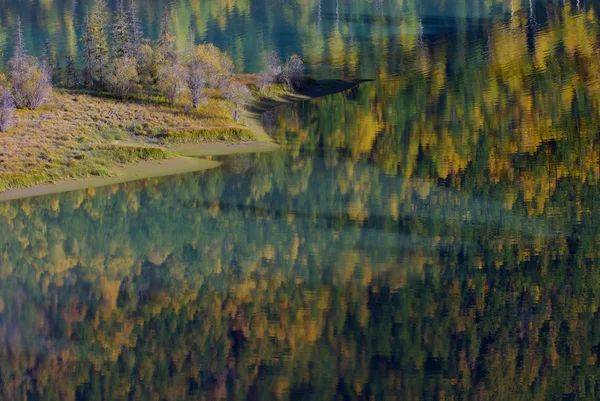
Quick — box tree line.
[0,0,305,132]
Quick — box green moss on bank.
[156,128,256,143]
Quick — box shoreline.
[0,78,365,202]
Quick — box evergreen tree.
[88,0,110,84]
[112,0,129,59]
[42,39,55,83]
[82,11,94,88]
[13,17,26,68]
[65,55,81,88]
[157,7,177,62]
[126,0,143,58]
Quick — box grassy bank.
[0,77,363,199]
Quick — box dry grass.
[0,87,256,192]
[0,75,355,193]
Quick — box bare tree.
[222,81,252,122]
[0,90,15,132]
[186,63,206,109]
[259,52,304,91]
[185,29,206,108]
[281,54,304,90]
[8,17,52,110]
[157,62,186,104]
[258,52,283,90]
[9,59,52,109]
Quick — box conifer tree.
[65,55,81,88]
[157,7,177,62]
[112,0,129,58]
[82,11,95,88]
[13,17,26,70]
[42,39,56,83]
[88,0,110,84]
[126,0,143,58]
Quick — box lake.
[1,0,600,400]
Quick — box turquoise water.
[2,0,600,399]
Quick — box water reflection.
[0,131,597,399]
[1,0,600,400]
[0,0,584,75]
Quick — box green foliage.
[155,127,255,143]
[106,56,138,98]
[190,44,234,88]
[111,0,128,58]
[87,0,110,83]
[156,7,177,63]
[102,144,174,162]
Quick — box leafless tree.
[186,29,207,108]
[8,17,52,110]
[0,90,15,132]
[187,63,206,108]
[281,54,304,90]
[157,62,186,104]
[259,52,283,90]
[222,81,252,122]
[259,52,305,91]
[8,58,52,110]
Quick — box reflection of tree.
[0,1,599,399]
[0,0,560,75]
[271,3,600,218]
[0,128,598,398]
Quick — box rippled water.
[2,0,600,400]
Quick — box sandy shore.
[0,157,221,202]
[0,79,365,202]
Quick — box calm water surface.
[2,0,600,400]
